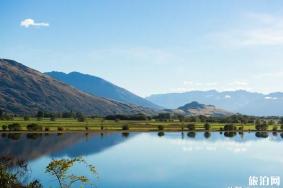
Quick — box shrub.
[77,116,85,122]
[158,125,164,131]
[85,126,89,131]
[2,125,7,131]
[57,127,64,131]
[23,116,30,121]
[45,127,50,131]
[187,123,195,131]
[50,117,56,121]
[100,126,104,130]
[272,126,278,132]
[204,123,211,131]
[26,123,42,131]
[224,124,237,131]
[8,123,21,131]
[122,125,129,131]
[255,121,268,131]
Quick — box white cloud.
[264,96,278,100]
[20,18,49,28]
[224,95,231,99]
[208,13,283,47]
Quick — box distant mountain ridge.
[146,90,283,116]
[172,101,232,117]
[0,59,155,116]
[46,71,160,109]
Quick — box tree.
[204,123,211,131]
[0,156,42,188]
[46,157,96,188]
[158,125,164,131]
[37,111,44,118]
[187,123,195,131]
[224,124,237,131]
[280,118,283,130]
[255,120,268,131]
[24,116,30,121]
[26,124,42,131]
[8,123,21,131]
[2,125,7,131]
[122,125,129,131]
[0,109,3,117]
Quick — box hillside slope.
[46,71,160,109]
[0,59,155,116]
[177,101,232,117]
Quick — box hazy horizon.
[1,0,283,96]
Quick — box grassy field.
[0,117,282,132]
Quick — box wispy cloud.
[20,18,49,28]
[89,47,185,65]
[208,13,283,47]
[171,80,251,93]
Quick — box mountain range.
[45,71,160,109]
[0,59,155,116]
[146,90,283,116]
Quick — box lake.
[1,131,283,188]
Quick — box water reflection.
[0,132,283,188]
[204,132,211,139]
[0,131,282,165]
[157,132,165,137]
[255,132,269,138]
[187,132,196,138]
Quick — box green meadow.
[0,117,281,132]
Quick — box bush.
[2,125,7,131]
[100,126,104,130]
[45,127,50,131]
[204,123,211,131]
[85,126,89,131]
[255,122,268,131]
[224,124,237,131]
[23,116,30,121]
[8,123,21,131]
[122,125,129,131]
[57,127,64,131]
[187,123,195,131]
[77,116,85,122]
[272,126,278,132]
[50,117,56,121]
[26,123,42,131]
[158,125,164,131]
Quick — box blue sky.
[1,0,283,97]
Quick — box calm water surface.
[1,132,283,188]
